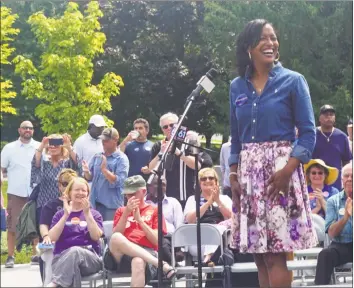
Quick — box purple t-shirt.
[51,208,103,255]
[312,128,352,190]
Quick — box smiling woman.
[229,19,318,288]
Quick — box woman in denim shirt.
[229,19,317,288]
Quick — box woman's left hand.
[62,134,72,150]
[212,187,220,204]
[267,168,292,202]
[81,198,91,215]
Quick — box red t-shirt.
[113,204,167,250]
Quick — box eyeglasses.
[60,182,69,187]
[343,173,353,179]
[21,126,34,130]
[311,171,324,176]
[162,123,175,130]
[200,176,216,182]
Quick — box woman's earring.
[274,52,280,62]
[248,51,252,61]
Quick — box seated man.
[315,163,353,285]
[109,175,176,287]
[145,176,184,263]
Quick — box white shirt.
[145,195,184,235]
[73,132,104,164]
[220,142,231,188]
[183,194,232,220]
[1,138,40,197]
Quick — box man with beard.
[73,115,107,165]
[1,121,40,268]
[315,163,353,285]
[312,105,352,190]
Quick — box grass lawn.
[1,181,33,264]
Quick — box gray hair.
[159,112,178,127]
[186,130,201,147]
[342,162,353,177]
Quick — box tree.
[14,1,124,139]
[0,7,20,123]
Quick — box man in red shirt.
[109,175,176,286]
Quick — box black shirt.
[150,141,213,201]
[39,198,63,227]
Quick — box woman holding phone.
[31,134,80,255]
[229,19,317,287]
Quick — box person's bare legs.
[130,257,146,287]
[263,252,291,288]
[33,238,39,256]
[7,231,15,257]
[109,232,173,274]
[254,254,270,288]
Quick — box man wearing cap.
[109,175,175,287]
[73,115,107,165]
[83,127,129,221]
[315,163,353,285]
[312,105,352,190]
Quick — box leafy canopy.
[14,1,124,138]
[0,7,20,122]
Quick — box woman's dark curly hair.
[236,19,276,77]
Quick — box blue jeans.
[95,202,116,221]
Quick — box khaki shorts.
[7,194,28,232]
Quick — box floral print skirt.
[230,141,318,253]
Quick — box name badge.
[339,208,345,216]
[235,94,248,107]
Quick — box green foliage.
[14,1,124,139]
[0,7,20,122]
[202,1,353,131]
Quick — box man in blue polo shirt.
[119,118,153,181]
[315,163,352,285]
[312,105,352,190]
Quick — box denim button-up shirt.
[229,63,316,166]
[325,191,353,244]
[89,151,129,209]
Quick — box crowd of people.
[0,18,353,288]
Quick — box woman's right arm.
[34,137,48,168]
[48,213,69,242]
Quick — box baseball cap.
[122,175,146,195]
[89,115,107,127]
[99,127,119,141]
[320,105,335,114]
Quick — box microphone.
[186,68,218,103]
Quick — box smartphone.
[49,138,63,146]
[38,242,54,249]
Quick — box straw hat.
[304,159,339,185]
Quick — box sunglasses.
[60,181,69,187]
[21,126,34,130]
[311,171,324,176]
[200,176,216,182]
[162,123,175,130]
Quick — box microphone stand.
[149,69,217,288]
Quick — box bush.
[0,141,8,151]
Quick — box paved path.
[1,264,42,287]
